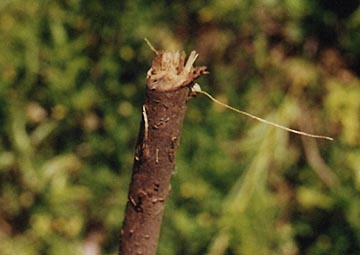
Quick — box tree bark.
[119,51,207,255]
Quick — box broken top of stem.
[146,50,208,91]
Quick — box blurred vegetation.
[1,0,360,254]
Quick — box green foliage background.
[1,0,360,254]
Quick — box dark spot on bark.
[135,197,143,212]
[168,151,175,162]
[153,183,160,192]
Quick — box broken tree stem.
[119,51,207,255]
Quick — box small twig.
[144,38,159,55]
[156,148,159,163]
[142,105,149,142]
[192,83,333,141]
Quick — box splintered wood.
[146,51,207,91]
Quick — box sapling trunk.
[119,51,207,255]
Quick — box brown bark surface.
[119,51,207,255]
